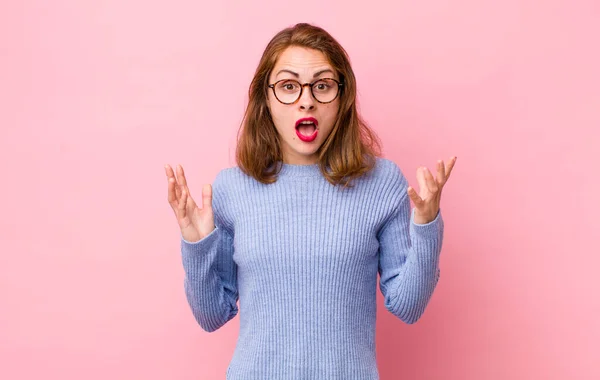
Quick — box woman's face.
[267,46,341,165]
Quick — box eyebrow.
[275,68,335,79]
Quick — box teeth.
[300,121,314,124]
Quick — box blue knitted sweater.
[180,157,444,379]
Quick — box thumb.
[202,184,212,209]
[407,186,423,208]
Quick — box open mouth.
[297,122,316,136]
[296,117,319,141]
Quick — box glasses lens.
[273,79,339,103]
[274,80,302,104]
[312,79,339,103]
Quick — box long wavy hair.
[235,23,382,188]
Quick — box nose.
[298,84,315,110]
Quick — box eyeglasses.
[268,78,343,105]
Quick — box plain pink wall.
[1,0,598,379]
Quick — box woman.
[165,23,456,380]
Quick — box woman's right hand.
[165,164,215,243]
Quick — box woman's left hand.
[407,156,457,225]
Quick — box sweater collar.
[277,161,323,178]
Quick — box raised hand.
[165,164,215,243]
[407,156,457,225]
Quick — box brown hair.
[235,23,382,188]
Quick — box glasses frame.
[267,78,343,105]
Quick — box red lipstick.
[295,117,319,142]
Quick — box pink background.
[1,0,598,379]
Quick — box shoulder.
[357,157,410,223]
[211,164,249,203]
[213,165,246,189]
[369,157,409,189]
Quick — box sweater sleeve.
[377,164,444,324]
[180,170,238,332]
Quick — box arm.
[377,170,444,325]
[180,173,238,332]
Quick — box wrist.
[413,209,437,225]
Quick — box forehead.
[272,46,333,76]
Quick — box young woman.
[165,22,456,380]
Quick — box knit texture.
[180,157,444,380]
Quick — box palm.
[407,156,457,224]
[186,201,214,238]
[165,164,215,243]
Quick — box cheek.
[323,103,340,125]
[266,95,277,118]
[267,100,289,127]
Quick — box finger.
[178,187,188,216]
[164,164,175,179]
[173,180,181,200]
[186,187,198,213]
[423,167,439,193]
[407,186,424,207]
[177,164,188,188]
[436,160,446,185]
[202,184,212,209]
[417,167,428,194]
[167,177,178,206]
[445,156,457,179]
[165,165,182,199]
[177,164,191,200]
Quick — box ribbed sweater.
[180,157,444,380]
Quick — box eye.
[313,79,333,92]
[277,80,300,92]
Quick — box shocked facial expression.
[266,46,341,165]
